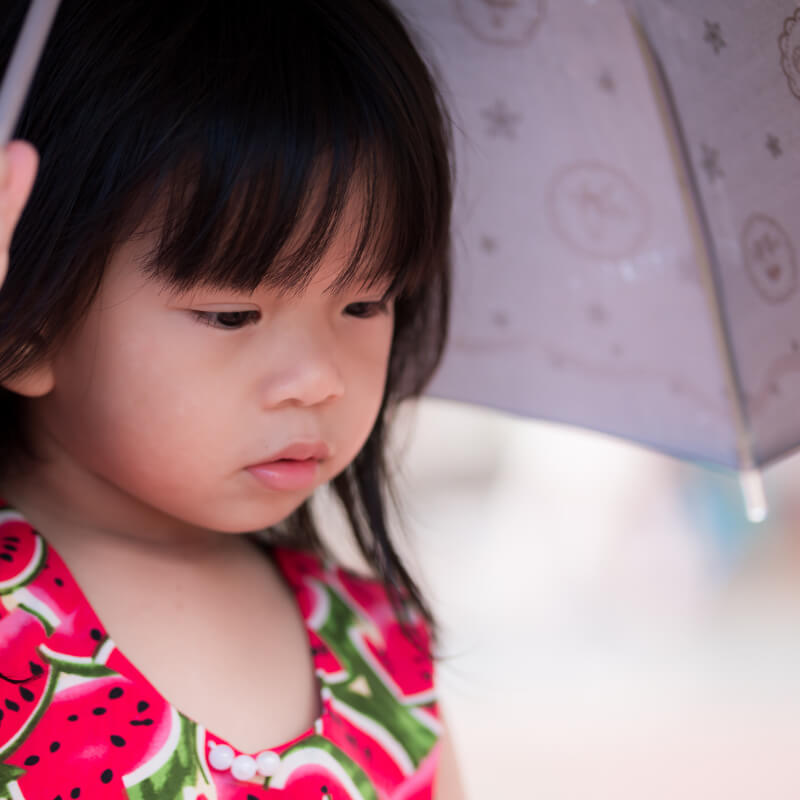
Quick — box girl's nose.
[258,331,346,409]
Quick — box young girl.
[0,2,462,798]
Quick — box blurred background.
[337,398,800,799]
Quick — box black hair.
[0,0,452,642]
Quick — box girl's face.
[20,216,395,541]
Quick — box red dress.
[0,501,440,799]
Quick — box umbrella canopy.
[395,0,800,513]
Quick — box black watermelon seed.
[321,786,329,793]
[70,789,80,799]
[0,709,4,723]
[100,769,112,784]
[4,544,17,551]
[29,661,43,676]
[50,741,60,753]
[54,795,62,800]
[67,714,78,721]
[247,795,259,800]
[110,734,126,747]
[108,687,123,699]
[137,701,149,712]
[90,629,103,641]
[130,718,153,726]
[3,535,20,542]
[54,578,64,587]
[5,699,20,712]
[0,553,12,562]
[23,755,39,766]
[20,686,35,702]
[92,707,107,716]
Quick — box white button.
[231,754,258,781]
[208,743,235,771]
[256,750,281,776]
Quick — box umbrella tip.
[739,469,767,524]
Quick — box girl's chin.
[196,495,312,534]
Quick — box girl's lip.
[262,441,330,462]
[247,459,321,491]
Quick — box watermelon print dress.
[0,502,441,799]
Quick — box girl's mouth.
[246,458,321,491]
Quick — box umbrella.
[2,0,795,520]
[390,0,800,521]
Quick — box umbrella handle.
[0,0,61,145]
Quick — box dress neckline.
[15,512,330,759]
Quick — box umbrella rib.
[628,10,766,522]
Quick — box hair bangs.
[128,135,443,305]
[115,4,450,304]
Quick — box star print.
[490,310,509,329]
[766,134,783,158]
[586,304,608,324]
[670,380,684,396]
[481,99,522,139]
[703,20,726,55]
[700,143,724,182]
[480,234,498,253]
[598,71,616,93]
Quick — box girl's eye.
[345,300,392,319]
[192,310,261,329]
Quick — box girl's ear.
[1,360,55,397]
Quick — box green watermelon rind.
[124,707,212,800]
[268,735,378,800]
[0,664,60,762]
[0,535,46,597]
[315,584,438,767]
[192,717,211,785]
[0,762,26,800]
[11,586,61,633]
[15,604,55,637]
[39,645,117,678]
